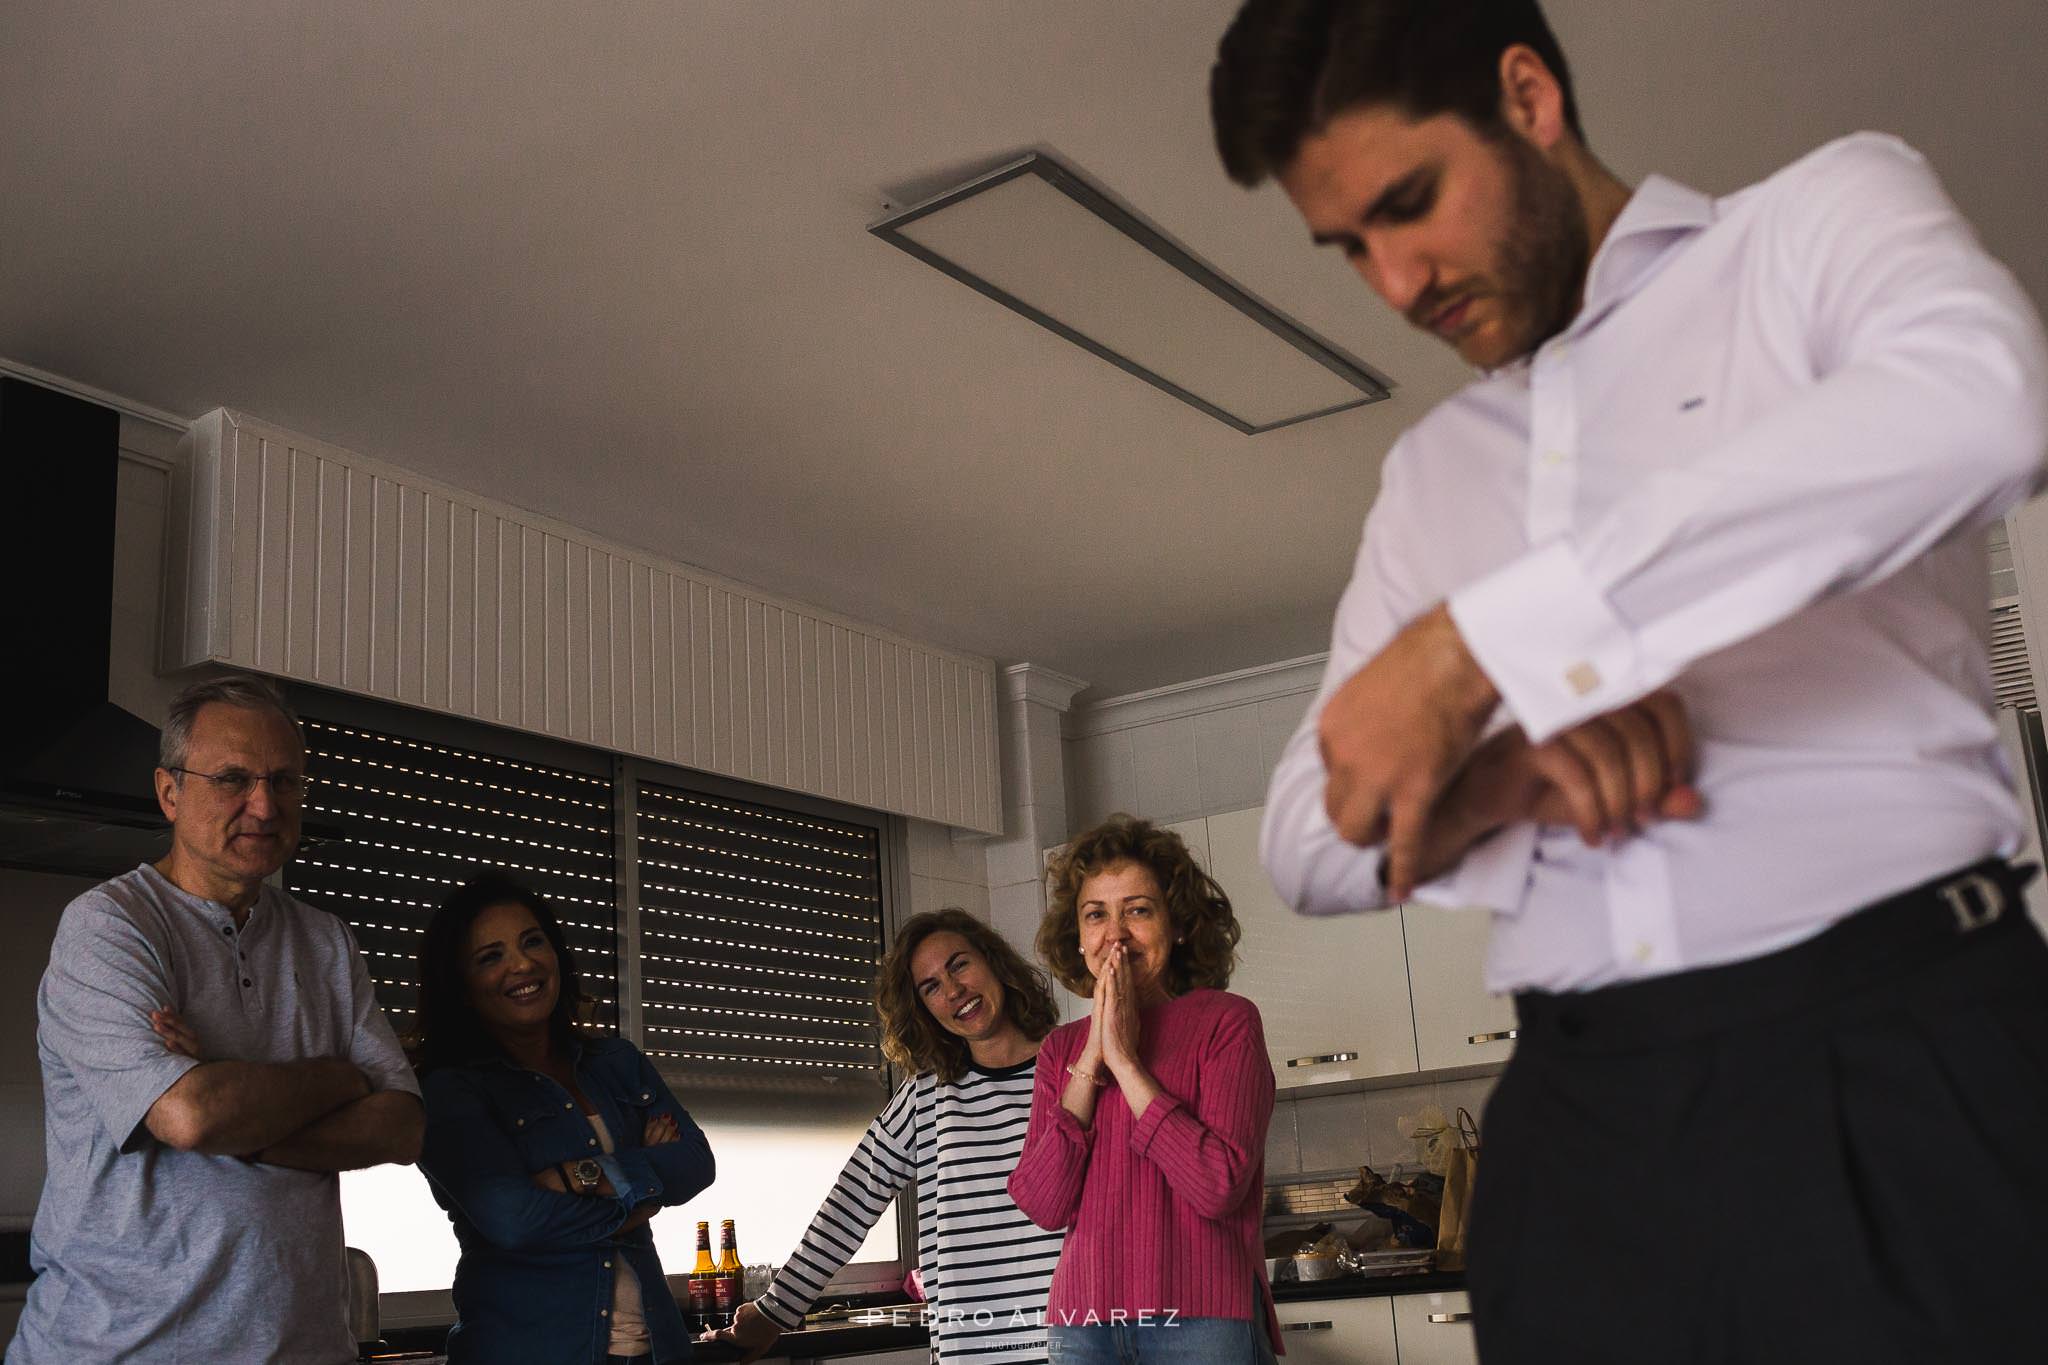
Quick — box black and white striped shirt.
[757,1056,1061,1362]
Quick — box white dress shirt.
[1261,133,2048,993]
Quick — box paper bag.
[1434,1107,1481,1271]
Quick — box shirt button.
[603,1260,612,1269]
[242,978,253,988]
[563,1100,573,1110]
[1633,942,1654,964]
[516,1118,526,1128]
[1564,662,1601,696]
[600,1308,610,1318]
[1541,449,1568,468]
[640,1093,650,1101]
[221,926,233,937]
[587,1137,598,1147]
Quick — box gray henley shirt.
[8,863,419,1365]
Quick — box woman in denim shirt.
[415,873,715,1365]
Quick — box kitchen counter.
[378,1304,930,1363]
[1271,1268,1466,1303]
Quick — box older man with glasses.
[8,673,423,1365]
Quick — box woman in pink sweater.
[1008,815,1280,1363]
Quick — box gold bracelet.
[1065,1062,1108,1087]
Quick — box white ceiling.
[4,1,2044,699]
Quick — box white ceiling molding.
[1064,653,1328,739]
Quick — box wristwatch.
[566,1157,604,1195]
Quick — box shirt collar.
[1571,173,1717,337]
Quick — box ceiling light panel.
[871,154,1389,434]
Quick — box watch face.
[574,1159,603,1186]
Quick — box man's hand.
[1320,603,1500,897]
[705,1301,784,1363]
[149,1007,204,1060]
[643,1113,680,1147]
[1372,690,1704,895]
[1458,690,1701,846]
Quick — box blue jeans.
[1046,1316,1274,1364]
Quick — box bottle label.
[689,1274,717,1308]
[714,1275,741,1310]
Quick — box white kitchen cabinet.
[1273,1295,1399,1364]
[1401,905,1516,1072]
[1390,1289,1479,1365]
[1205,806,1419,1087]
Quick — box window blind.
[634,780,885,1081]
[288,716,619,1034]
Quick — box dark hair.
[413,873,587,1072]
[876,908,1060,1085]
[1211,0,1585,187]
[1038,814,1241,997]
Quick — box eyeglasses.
[166,766,312,803]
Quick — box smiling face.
[1076,860,1176,1004]
[463,900,561,1044]
[154,701,306,902]
[910,930,1014,1055]
[1278,103,1588,369]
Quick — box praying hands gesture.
[1060,945,1164,1127]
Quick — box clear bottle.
[688,1219,719,1332]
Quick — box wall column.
[983,663,1087,962]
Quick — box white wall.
[1064,657,1322,832]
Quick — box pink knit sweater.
[1007,989,1280,1351]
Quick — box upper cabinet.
[1206,806,1419,1087]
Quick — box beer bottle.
[714,1218,745,1327]
[688,1220,719,1332]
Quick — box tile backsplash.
[1265,1072,1501,1182]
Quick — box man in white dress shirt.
[1211,2,2048,1360]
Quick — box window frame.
[279,683,918,1318]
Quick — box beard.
[1410,133,1590,367]
[1489,132,1591,362]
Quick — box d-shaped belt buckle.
[1938,871,2005,932]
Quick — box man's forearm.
[253,1090,425,1171]
[149,1056,369,1155]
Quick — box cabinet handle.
[1428,1312,1474,1324]
[1282,1321,1335,1333]
[1467,1029,1518,1044]
[1285,1051,1359,1068]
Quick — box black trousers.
[1468,860,2048,1365]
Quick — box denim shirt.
[418,1037,716,1365]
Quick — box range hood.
[0,377,171,877]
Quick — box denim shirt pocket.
[502,1091,582,1167]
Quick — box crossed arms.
[144,1007,423,1171]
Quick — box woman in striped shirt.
[707,907,1066,1363]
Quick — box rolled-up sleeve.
[594,1046,713,1208]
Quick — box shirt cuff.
[1410,820,1538,917]
[1048,1098,1097,1150]
[597,1152,661,1206]
[1127,1090,1183,1158]
[1448,540,1643,742]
